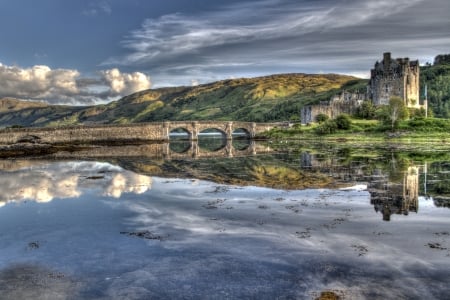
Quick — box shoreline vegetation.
[263,116,450,144]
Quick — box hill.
[420,56,450,117]
[0,98,49,113]
[0,73,365,127]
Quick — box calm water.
[0,141,449,299]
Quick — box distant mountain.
[0,73,366,127]
[0,98,48,112]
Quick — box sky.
[0,0,449,105]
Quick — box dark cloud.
[103,0,450,86]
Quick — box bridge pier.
[191,122,199,141]
[162,142,170,159]
[226,122,233,140]
[250,122,256,138]
[162,122,170,141]
[226,140,233,157]
[191,140,199,158]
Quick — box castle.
[369,52,420,107]
[301,52,426,124]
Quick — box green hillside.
[0,98,84,128]
[0,73,365,127]
[420,56,450,117]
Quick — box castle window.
[385,84,389,93]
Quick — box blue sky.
[0,0,449,104]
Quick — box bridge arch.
[198,128,227,139]
[169,140,192,153]
[232,128,251,139]
[198,132,227,152]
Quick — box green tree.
[356,101,376,119]
[378,97,409,130]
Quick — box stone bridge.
[0,121,280,145]
[163,121,275,140]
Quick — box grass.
[263,117,450,143]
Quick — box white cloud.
[0,64,80,99]
[101,68,151,96]
[83,0,112,16]
[0,63,151,105]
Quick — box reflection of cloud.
[0,161,152,206]
[0,172,80,204]
[110,181,450,298]
[105,173,152,198]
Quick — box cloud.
[82,0,112,16]
[109,0,424,66]
[102,0,450,87]
[0,64,79,99]
[0,63,151,105]
[101,68,151,96]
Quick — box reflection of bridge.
[164,140,258,159]
[51,140,274,160]
[0,121,279,145]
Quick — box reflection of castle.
[367,167,419,221]
[301,152,420,221]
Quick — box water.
[0,141,449,299]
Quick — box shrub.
[334,114,352,130]
[315,113,329,123]
[314,119,337,135]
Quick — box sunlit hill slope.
[0,73,366,127]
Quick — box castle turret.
[383,52,391,70]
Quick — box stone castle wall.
[301,91,365,124]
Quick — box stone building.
[369,52,420,107]
[301,91,365,124]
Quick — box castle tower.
[369,52,420,108]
